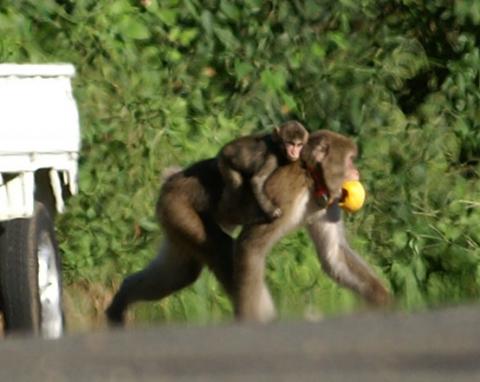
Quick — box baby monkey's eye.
[286,141,304,148]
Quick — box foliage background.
[1,0,479,328]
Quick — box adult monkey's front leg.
[307,205,391,306]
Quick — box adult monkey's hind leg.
[233,224,277,323]
[106,241,203,325]
[107,171,236,325]
[201,216,236,299]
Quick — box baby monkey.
[218,120,309,221]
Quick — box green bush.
[1,0,479,323]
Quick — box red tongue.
[314,185,329,199]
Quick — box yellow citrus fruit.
[339,180,366,213]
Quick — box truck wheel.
[0,202,64,338]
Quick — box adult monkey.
[106,130,391,324]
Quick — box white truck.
[0,64,80,338]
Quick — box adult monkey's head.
[302,130,359,204]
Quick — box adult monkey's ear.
[302,132,329,168]
[320,131,358,202]
[314,138,329,163]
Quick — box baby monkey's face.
[273,121,308,162]
[275,120,309,162]
[284,140,305,162]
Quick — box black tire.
[0,202,64,338]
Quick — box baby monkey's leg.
[251,155,282,220]
[218,155,243,189]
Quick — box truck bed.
[0,64,80,220]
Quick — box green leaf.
[118,16,151,40]
[311,42,326,58]
[327,32,349,50]
[220,0,241,20]
[392,231,408,249]
[179,28,198,46]
[109,1,132,16]
[281,93,297,111]
[412,254,426,282]
[244,0,262,11]
[234,60,253,79]
[158,9,178,26]
[260,69,287,91]
[138,218,159,232]
[200,10,213,36]
[213,26,240,49]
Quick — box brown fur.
[106,130,390,325]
